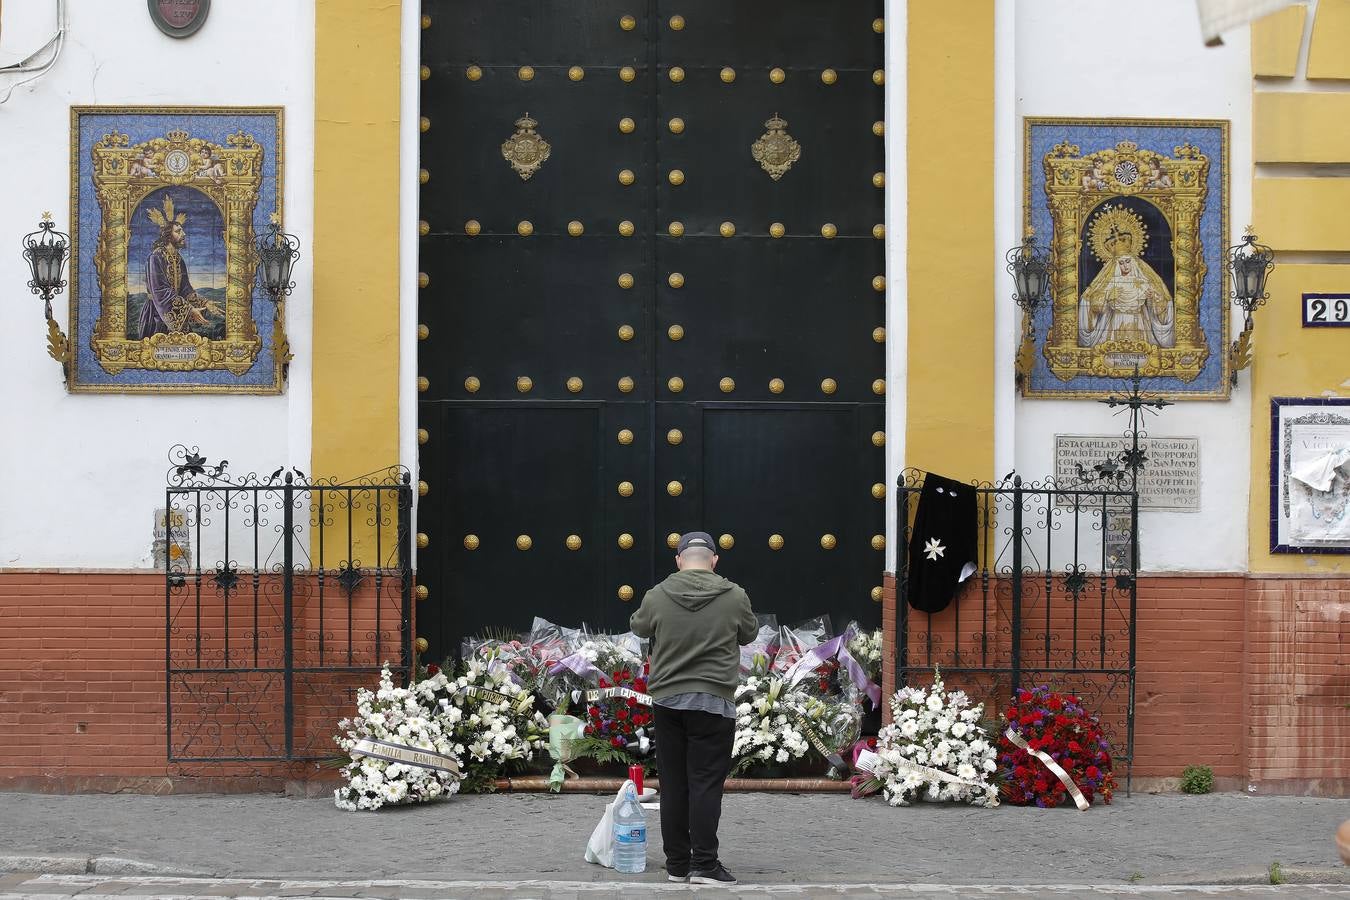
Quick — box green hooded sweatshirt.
[629,569,758,702]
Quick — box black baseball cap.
[676,531,716,555]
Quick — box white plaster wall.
[1011,0,1253,572]
[0,0,315,568]
[399,0,420,562]
[883,7,907,573]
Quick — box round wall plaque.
[149,0,211,38]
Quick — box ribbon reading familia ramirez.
[857,747,991,793]
[352,738,460,774]
[1003,727,1090,810]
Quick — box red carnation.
[588,706,601,718]
[599,677,611,688]
[426,664,440,676]
[626,696,638,707]
[617,708,629,720]
[610,736,624,748]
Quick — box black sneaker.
[689,865,737,885]
[666,864,689,882]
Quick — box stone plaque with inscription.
[1054,435,1201,512]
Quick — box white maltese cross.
[923,538,946,561]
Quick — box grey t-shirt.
[655,690,736,720]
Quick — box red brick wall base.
[882,572,1348,795]
[2,571,1345,794]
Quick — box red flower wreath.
[997,685,1116,808]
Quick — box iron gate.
[895,471,1139,787]
[164,446,412,762]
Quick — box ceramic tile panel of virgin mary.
[1023,118,1230,400]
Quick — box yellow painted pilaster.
[1249,2,1350,571]
[313,0,401,480]
[1248,265,1350,574]
[1251,3,1307,77]
[1254,93,1350,163]
[1254,178,1350,252]
[1307,0,1350,79]
[905,0,995,482]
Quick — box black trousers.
[652,704,735,872]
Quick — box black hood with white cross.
[905,472,978,614]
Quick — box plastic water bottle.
[612,784,647,874]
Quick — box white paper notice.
[1288,425,1350,543]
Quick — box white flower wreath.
[334,664,462,811]
[866,673,1000,807]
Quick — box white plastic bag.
[584,778,638,867]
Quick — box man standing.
[629,531,757,885]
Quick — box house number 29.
[1302,293,1350,327]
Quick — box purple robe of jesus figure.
[140,239,199,338]
[139,195,220,339]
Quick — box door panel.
[655,403,885,630]
[656,73,884,235]
[655,239,884,403]
[422,0,647,69]
[417,403,647,657]
[419,72,652,232]
[656,0,882,70]
[419,235,653,402]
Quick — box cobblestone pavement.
[0,874,1347,900]
[0,792,1345,890]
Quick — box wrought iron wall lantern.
[255,213,300,378]
[1006,228,1051,388]
[1225,228,1274,386]
[256,213,299,303]
[21,213,72,382]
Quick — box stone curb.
[0,856,90,875]
[0,855,211,877]
[3,854,1344,888]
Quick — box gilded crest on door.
[501,113,551,181]
[751,114,801,181]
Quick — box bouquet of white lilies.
[418,658,549,793]
[731,674,858,775]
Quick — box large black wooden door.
[418,0,885,660]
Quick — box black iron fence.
[164,446,412,763]
[895,468,1138,786]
